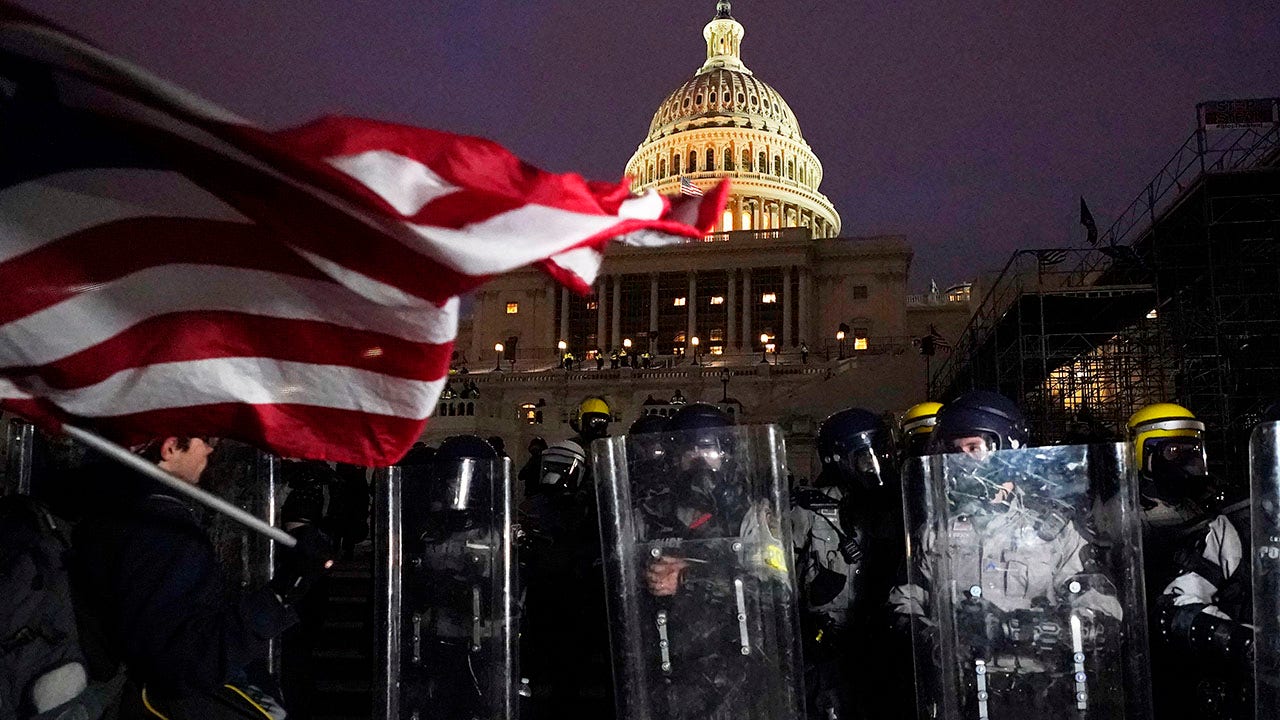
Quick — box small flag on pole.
[1036,249,1070,267]
[1080,197,1099,247]
[680,176,705,197]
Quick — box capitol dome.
[626,1,840,238]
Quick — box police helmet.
[901,401,943,457]
[430,435,498,511]
[817,408,898,491]
[538,440,586,492]
[932,391,1030,457]
[573,397,612,441]
[1128,403,1207,504]
[666,403,735,474]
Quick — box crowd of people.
[4,387,1269,720]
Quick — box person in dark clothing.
[71,437,333,719]
[517,437,547,496]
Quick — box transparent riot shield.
[1252,421,1280,717]
[901,443,1151,720]
[593,424,804,720]
[373,456,517,720]
[3,418,36,496]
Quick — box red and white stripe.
[0,9,729,465]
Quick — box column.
[596,276,608,351]
[611,274,622,350]
[686,271,697,353]
[741,268,752,348]
[649,273,659,354]
[726,268,737,349]
[559,287,570,347]
[782,265,793,348]
[798,268,811,346]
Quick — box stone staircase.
[307,547,375,720]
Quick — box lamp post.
[836,330,846,360]
[759,333,770,364]
[493,342,504,372]
[691,336,700,366]
[720,368,731,401]
[558,339,568,369]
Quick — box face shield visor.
[579,412,611,441]
[932,431,1000,460]
[538,453,584,491]
[905,431,933,458]
[830,445,890,491]
[676,436,730,474]
[1143,436,1208,503]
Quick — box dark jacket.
[71,481,294,695]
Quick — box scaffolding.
[933,112,1280,481]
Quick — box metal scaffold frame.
[932,114,1280,480]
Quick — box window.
[787,160,795,180]
[724,148,733,171]
[761,293,777,304]
[706,149,715,171]
[659,158,666,177]
[853,337,869,351]
[520,402,543,425]
[758,152,766,174]
[850,285,868,300]
[710,328,724,341]
[673,331,686,343]
[506,302,519,314]
[709,91,716,103]
[673,297,687,307]
[673,155,681,174]
[688,152,697,172]
[710,346,724,355]
[773,156,782,176]
[586,301,598,310]
[709,296,725,305]
[742,149,751,171]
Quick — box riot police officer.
[600,403,804,720]
[891,391,1133,720]
[518,440,588,719]
[792,408,905,719]
[1130,403,1252,719]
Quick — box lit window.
[1146,309,1158,319]
[854,337,869,351]
[673,297,687,307]
[674,331,686,343]
[587,301,598,310]
[506,302,519,314]
[761,293,777,304]
[520,402,543,425]
[710,346,724,355]
[710,296,725,305]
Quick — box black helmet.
[429,435,498,512]
[629,414,668,436]
[933,391,1030,456]
[665,404,735,475]
[817,408,898,491]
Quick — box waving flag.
[679,176,705,197]
[0,6,729,465]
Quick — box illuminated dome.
[626,1,840,237]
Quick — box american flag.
[0,7,729,465]
[680,176,705,197]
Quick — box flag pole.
[63,424,297,548]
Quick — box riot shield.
[373,456,517,720]
[1252,421,1280,717]
[901,443,1151,720]
[593,424,804,720]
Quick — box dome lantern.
[701,1,747,75]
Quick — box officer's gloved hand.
[271,524,335,605]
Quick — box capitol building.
[442,2,971,477]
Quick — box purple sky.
[18,1,1278,289]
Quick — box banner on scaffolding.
[1199,98,1279,130]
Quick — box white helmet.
[539,440,587,491]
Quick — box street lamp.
[720,368,731,402]
[494,342,504,372]
[759,333,770,364]
[623,338,632,350]
[691,336,700,365]
[836,330,846,360]
[557,340,568,370]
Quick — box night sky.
[17,1,1278,290]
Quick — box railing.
[929,120,1280,397]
